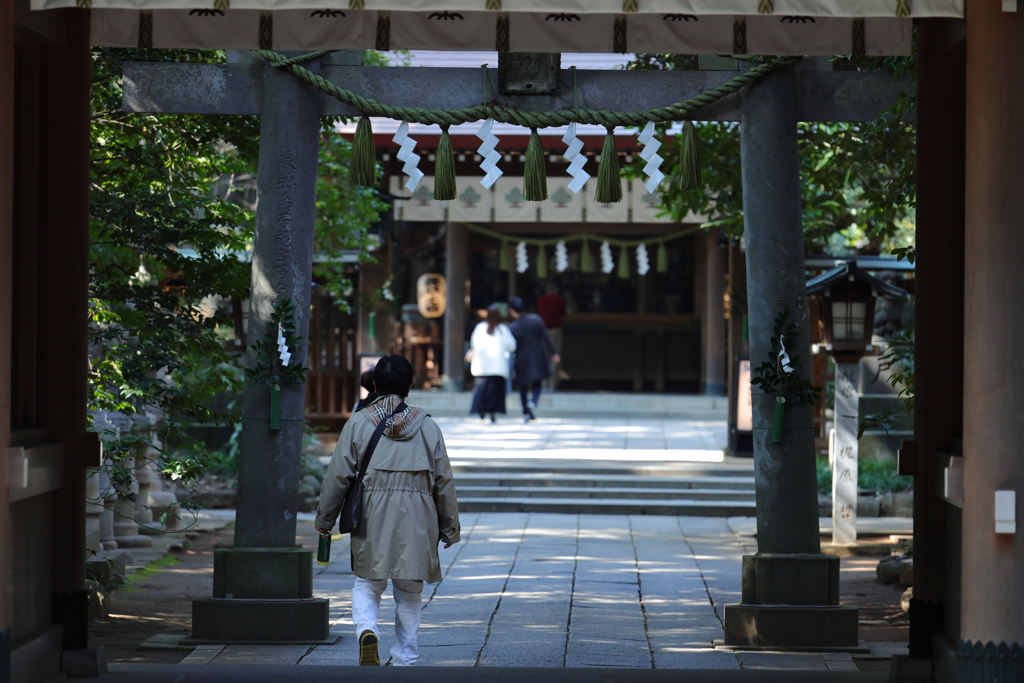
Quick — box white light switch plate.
[995,490,1016,534]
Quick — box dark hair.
[374,355,414,397]
[486,305,501,335]
[359,369,375,394]
[510,297,524,313]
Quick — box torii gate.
[121,51,906,648]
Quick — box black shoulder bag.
[337,402,407,535]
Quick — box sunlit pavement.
[170,413,905,674]
[435,415,729,460]
[286,513,896,671]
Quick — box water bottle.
[317,532,332,566]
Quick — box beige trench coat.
[315,396,461,584]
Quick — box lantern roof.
[805,259,908,298]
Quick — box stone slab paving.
[189,512,898,673]
[433,416,729,457]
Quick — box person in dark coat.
[508,297,560,423]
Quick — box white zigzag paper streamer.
[516,241,529,274]
[277,323,292,367]
[475,120,503,189]
[393,121,424,192]
[561,122,591,194]
[555,240,569,273]
[600,241,614,274]
[636,243,650,276]
[638,121,665,194]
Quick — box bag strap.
[355,402,407,483]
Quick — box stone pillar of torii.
[122,52,907,647]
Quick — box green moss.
[120,554,181,592]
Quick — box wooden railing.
[305,295,358,427]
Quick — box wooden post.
[961,1,1024,658]
[443,221,468,391]
[0,0,15,643]
[702,230,726,396]
[36,8,91,601]
[911,18,966,666]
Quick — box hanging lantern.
[416,273,447,319]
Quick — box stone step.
[452,472,755,490]
[411,390,728,419]
[457,485,757,501]
[457,497,758,516]
[449,462,753,478]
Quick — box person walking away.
[469,305,516,422]
[315,355,460,666]
[508,297,560,423]
[535,283,567,390]
[353,369,377,412]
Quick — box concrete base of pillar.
[212,547,314,599]
[722,604,859,648]
[741,554,841,605]
[190,547,330,643]
[190,598,331,643]
[62,646,108,677]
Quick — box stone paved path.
[301,513,848,670]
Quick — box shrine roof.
[39,3,956,53]
[35,0,963,15]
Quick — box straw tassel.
[656,241,669,273]
[351,117,377,187]
[433,125,457,201]
[499,239,510,272]
[537,244,548,278]
[618,245,630,279]
[595,127,623,203]
[677,120,702,191]
[580,239,594,273]
[524,128,548,201]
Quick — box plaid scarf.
[366,394,422,437]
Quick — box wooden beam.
[0,0,16,636]
[123,62,913,124]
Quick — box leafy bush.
[816,457,913,495]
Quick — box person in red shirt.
[535,283,567,390]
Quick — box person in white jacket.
[468,305,516,422]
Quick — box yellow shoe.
[358,630,380,666]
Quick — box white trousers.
[351,577,424,666]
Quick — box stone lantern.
[806,260,907,545]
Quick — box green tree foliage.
[624,53,917,253]
[314,129,388,307]
[90,48,258,483]
[90,49,387,487]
